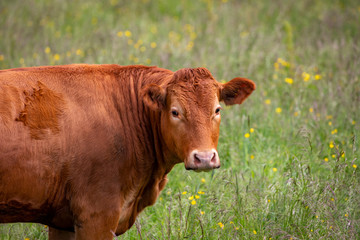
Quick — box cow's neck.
[116,69,174,195]
[114,68,176,233]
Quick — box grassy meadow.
[1,0,360,239]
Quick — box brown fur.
[0,64,255,240]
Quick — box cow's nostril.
[194,154,202,164]
[210,152,216,163]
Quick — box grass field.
[1,0,359,239]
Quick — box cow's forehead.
[170,67,216,85]
[168,80,218,100]
[167,68,219,98]
[166,69,219,114]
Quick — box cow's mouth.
[185,166,220,172]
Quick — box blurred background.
[0,0,359,239]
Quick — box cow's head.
[142,68,255,171]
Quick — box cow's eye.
[171,110,179,117]
[215,107,221,115]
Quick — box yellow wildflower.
[332,154,336,158]
[218,222,224,229]
[294,111,299,117]
[124,30,132,37]
[76,49,83,56]
[0,54,4,61]
[331,129,338,134]
[134,43,140,49]
[326,115,333,120]
[150,42,157,48]
[200,211,204,215]
[328,121,332,126]
[278,58,290,67]
[244,133,250,138]
[285,77,293,84]
[345,213,348,217]
[53,54,60,61]
[274,62,279,70]
[353,164,357,169]
[329,142,334,148]
[117,31,123,37]
[275,107,282,113]
[324,157,328,162]
[45,47,51,54]
[268,199,271,203]
[250,155,255,159]
[140,46,146,52]
[316,215,318,218]
[186,41,194,51]
[250,128,254,133]
[302,72,310,82]
[198,191,205,194]
[195,195,200,199]
[315,74,322,80]
[309,108,314,113]
[191,199,196,205]
[352,120,356,125]
[188,196,194,200]
[265,99,271,105]
[201,178,206,183]
[331,198,334,201]
[182,191,187,195]
[272,168,277,172]
[253,230,257,234]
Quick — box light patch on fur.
[0,86,20,126]
[118,188,138,223]
[16,81,65,139]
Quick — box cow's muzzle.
[185,149,220,171]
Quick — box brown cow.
[0,64,255,239]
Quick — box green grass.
[1,0,359,239]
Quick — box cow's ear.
[142,84,166,110]
[219,77,256,105]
